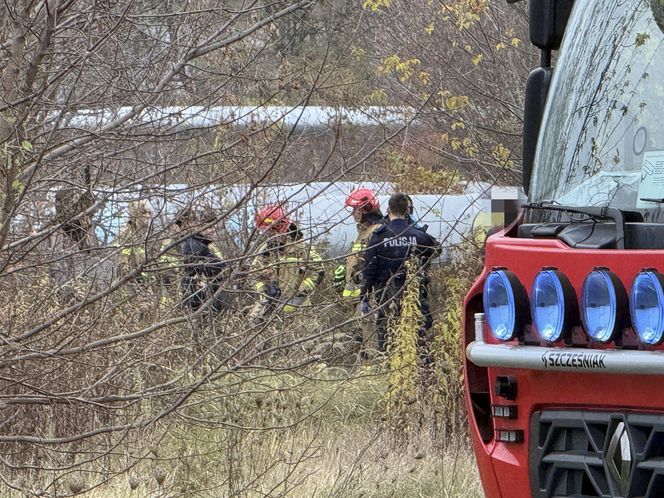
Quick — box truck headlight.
[531,269,576,342]
[483,269,529,341]
[581,269,627,343]
[630,270,664,345]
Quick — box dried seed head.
[129,476,140,491]
[67,478,86,495]
[153,466,167,486]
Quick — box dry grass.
[72,365,483,498]
[0,246,485,497]
[84,431,482,498]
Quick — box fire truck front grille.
[530,410,664,498]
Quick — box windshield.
[530,0,664,221]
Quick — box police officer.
[361,192,440,352]
[402,194,440,340]
[249,205,324,321]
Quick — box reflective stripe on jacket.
[250,235,323,308]
[343,212,384,298]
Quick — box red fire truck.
[463,1,664,496]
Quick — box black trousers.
[375,278,433,352]
[181,273,227,314]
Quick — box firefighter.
[53,188,97,252]
[153,208,191,307]
[361,192,441,352]
[179,210,227,313]
[333,188,385,298]
[332,188,385,350]
[249,205,324,321]
[117,200,152,278]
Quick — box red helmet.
[255,205,291,233]
[345,188,379,211]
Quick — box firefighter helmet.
[255,205,291,233]
[345,188,379,211]
[127,201,151,226]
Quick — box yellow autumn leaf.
[471,53,482,65]
[445,95,469,111]
[12,179,24,193]
[496,42,507,50]
[493,143,514,167]
[379,54,401,74]
[425,23,434,35]
[465,145,478,158]
[380,56,421,82]
[510,37,521,47]
[367,89,388,103]
[351,46,366,58]
[636,33,650,47]
[362,0,392,11]
[451,121,465,130]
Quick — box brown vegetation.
[0,0,526,494]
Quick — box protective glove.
[264,282,282,300]
[333,264,346,292]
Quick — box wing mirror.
[522,67,552,194]
[529,0,574,50]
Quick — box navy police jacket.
[361,218,440,297]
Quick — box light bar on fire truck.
[467,313,664,375]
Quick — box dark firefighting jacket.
[180,234,225,309]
